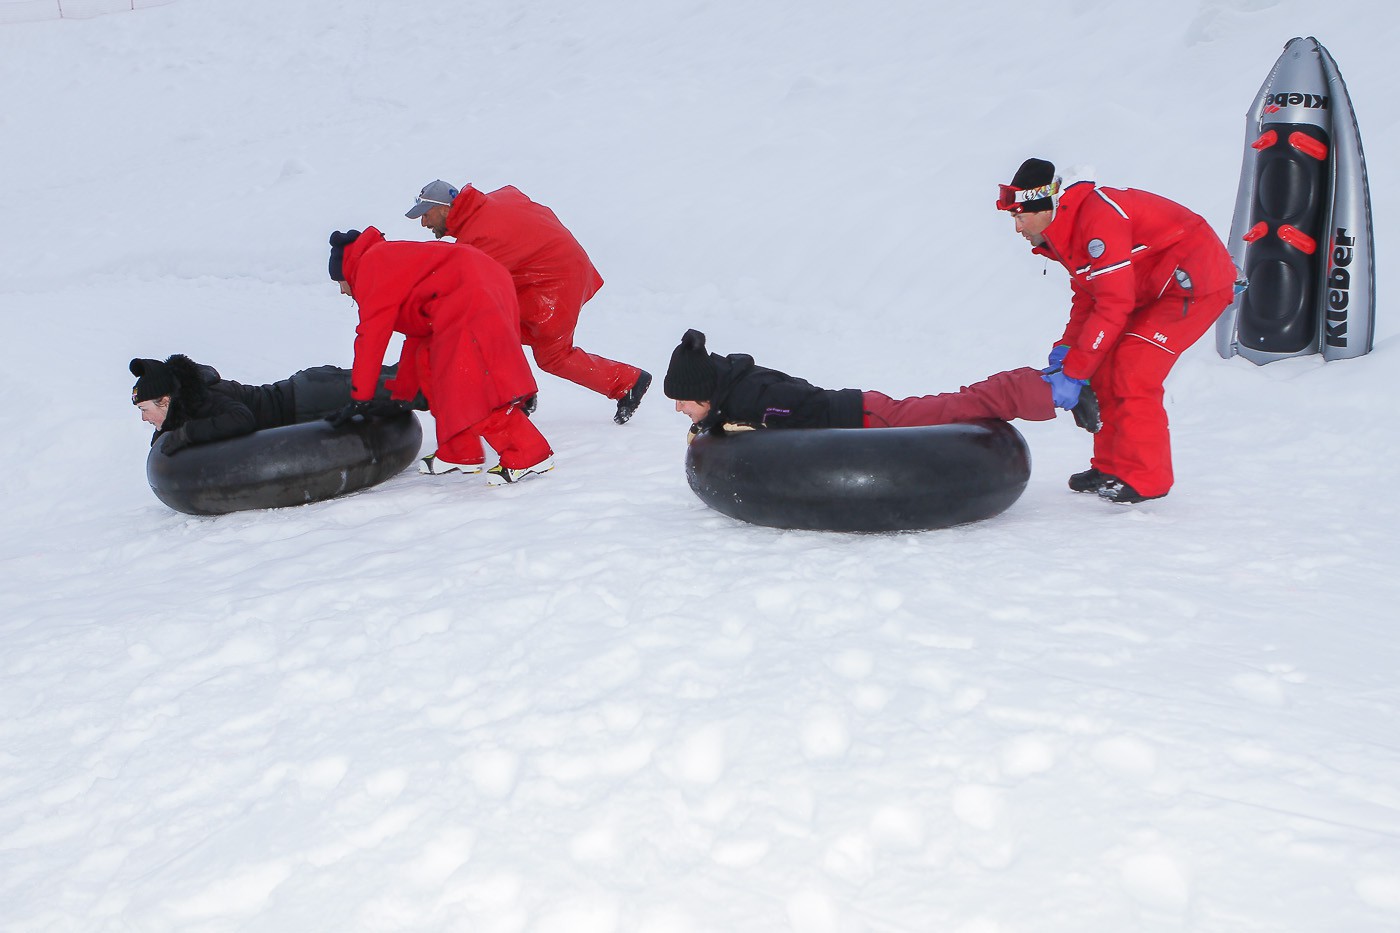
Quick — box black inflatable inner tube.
[685,419,1031,532]
[146,413,423,515]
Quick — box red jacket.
[1032,182,1235,380]
[341,227,537,436]
[444,185,603,333]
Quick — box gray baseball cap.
[405,179,460,218]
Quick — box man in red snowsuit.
[407,179,651,425]
[328,227,554,485]
[997,158,1236,503]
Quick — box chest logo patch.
[1086,238,1106,259]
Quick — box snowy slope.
[2,1,1398,931]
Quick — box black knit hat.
[663,329,718,401]
[328,229,362,281]
[130,358,174,404]
[997,158,1060,214]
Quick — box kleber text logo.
[1263,92,1329,114]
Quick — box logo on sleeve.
[1086,238,1105,259]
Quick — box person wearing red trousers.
[327,227,555,486]
[997,158,1236,503]
[406,179,652,425]
[661,329,1100,438]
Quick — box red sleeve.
[384,336,424,400]
[1061,197,1137,381]
[349,261,399,401]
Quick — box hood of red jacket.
[341,226,385,285]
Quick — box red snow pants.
[521,281,640,400]
[436,404,553,470]
[861,367,1055,428]
[1089,287,1232,498]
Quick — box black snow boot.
[1068,467,1115,493]
[1097,479,1167,504]
[614,370,651,425]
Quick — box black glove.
[326,399,370,428]
[364,398,412,418]
[1071,384,1102,434]
[161,427,191,456]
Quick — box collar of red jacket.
[341,226,385,283]
[1032,180,1096,259]
[445,184,486,232]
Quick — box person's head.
[130,358,174,428]
[405,179,460,239]
[664,329,719,422]
[328,229,363,293]
[996,157,1061,246]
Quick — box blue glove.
[1042,369,1088,409]
[1042,344,1070,374]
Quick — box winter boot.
[614,370,652,425]
[1068,467,1115,493]
[487,456,555,486]
[1071,385,1101,434]
[419,454,484,476]
[1097,479,1166,504]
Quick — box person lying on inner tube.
[129,355,424,455]
[662,329,1100,439]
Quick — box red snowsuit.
[341,227,551,470]
[443,185,642,399]
[1032,182,1235,497]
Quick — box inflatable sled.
[146,413,423,515]
[685,420,1031,533]
[1216,36,1375,365]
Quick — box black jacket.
[695,353,864,434]
[153,355,296,448]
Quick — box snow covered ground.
[2,1,1398,930]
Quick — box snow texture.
[1,1,1398,930]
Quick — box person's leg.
[289,366,354,422]
[519,281,643,400]
[861,367,1055,427]
[528,325,643,399]
[289,365,426,422]
[1095,340,1174,497]
[433,429,486,467]
[476,406,553,470]
[1088,348,1126,481]
[1096,289,1230,498]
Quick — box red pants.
[1090,288,1231,497]
[436,404,552,470]
[525,312,640,400]
[862,367,1054,427]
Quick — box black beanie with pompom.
[130,358,174,404]
[328,229,363,281]
[663,329,719,401]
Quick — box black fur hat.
[130,358,174,404]
[328,229,362,281]
[663,329,718,401]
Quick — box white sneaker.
[486,456,555,486]
[419,454,484,476]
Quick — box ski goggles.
[995,179,1060,213]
